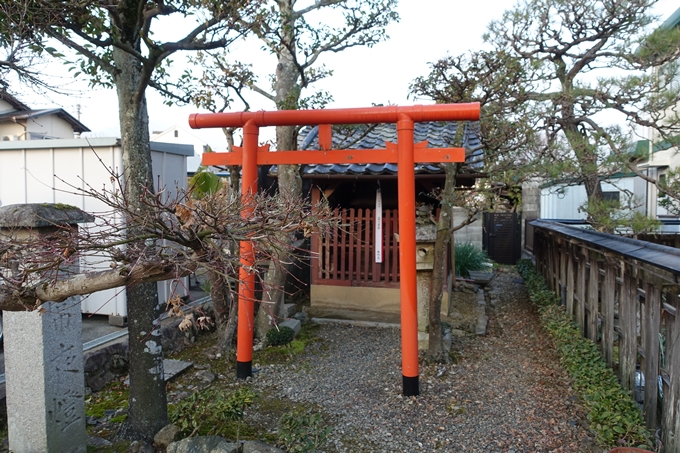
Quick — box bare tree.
[0,0,267,441]
[183,0,400,339]
[0,171,331,347]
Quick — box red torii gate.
[189,103,480,396]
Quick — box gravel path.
[251,269,600,453]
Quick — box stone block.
[292,311,309,324]
[108,315,127,327]
[163,359,193,382]
[279,318,301,336]
[5,298,86,453]
[282,303,297,318]
[476,315,489,336]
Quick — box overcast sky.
[17,0,680,151]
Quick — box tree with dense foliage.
[412,0,680,232]
[0,0,264,441]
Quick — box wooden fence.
[532,220,680,450]
[311,207,400,288]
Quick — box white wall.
[540,177,640,220]
[0,123,26,141]
[25,114,75,139]
[0,138,190,316]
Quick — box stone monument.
[0,203,92,453]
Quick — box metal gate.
[483,212,521,265]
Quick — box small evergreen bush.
[267,326,296,346]
[454,242,491,278]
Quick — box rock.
[242,440,286,453]
[279,318,301,336]
[476,315,488,336]
[154,423,181,448]
[442,329,452,353]
[129,440,154,453]
[282,303,297,318]
[292,311,309,324]
[87,435,112,448]
[167,436,238,453]
[195,370,216,383]
[468,270,493,285]
[164,359,193,382]
[169,391,190,401]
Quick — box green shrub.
[516,259,651,449]
[454,242,491,278]
[277,410,331,453]
[169,387,256,437]
[267,326,296,346]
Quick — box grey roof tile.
[290,121,483,177]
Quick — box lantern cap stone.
[0,203,94,228]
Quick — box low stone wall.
[84,304,214,391]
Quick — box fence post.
[566,242,575,317]
[560,238,567,305]
[602,262,616,367]
[642,282,661,429]
[587,253,600,344]
[663,292,680,450]
[575,248,587,336]
[619,270,638,394]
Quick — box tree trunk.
[428,164,456,363]
[113,46,168,441]
[254,0,300,337]
[207,268,236,352]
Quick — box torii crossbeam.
[189,103,480,396]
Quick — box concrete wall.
[0,138,191,317]
[452,208,482,248]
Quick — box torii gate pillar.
[190,103,480,396]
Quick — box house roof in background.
[0,91,30,111]
[293,121,483,177]
[0,108,91,134]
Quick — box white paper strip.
[375,188,383,263]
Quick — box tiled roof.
[294,121,483,177]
